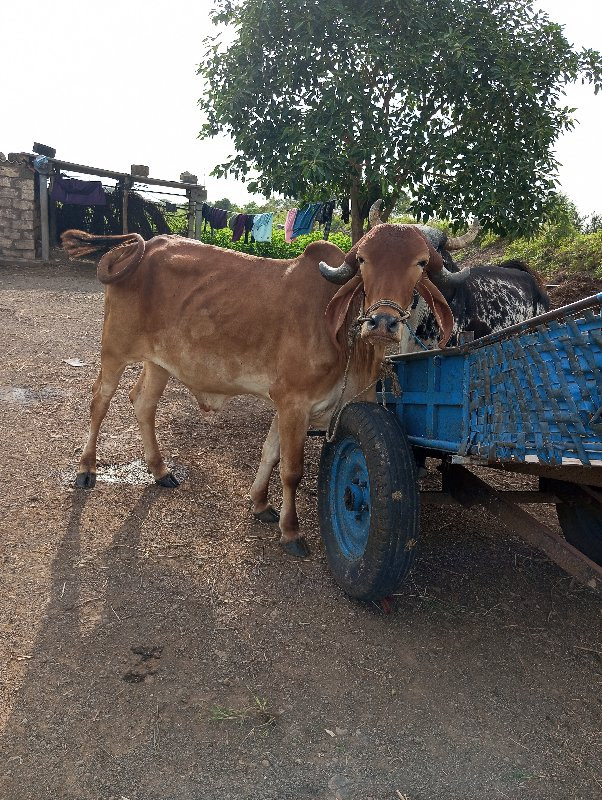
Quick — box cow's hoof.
[253,506,280,524]
[281,537,310,558]
[156,472,179,489]
[75,471,96,489]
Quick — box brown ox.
[62,226,452,556]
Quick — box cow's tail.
[61,229,146,284]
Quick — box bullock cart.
[318,293,602,600]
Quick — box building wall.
[0,152,40,261]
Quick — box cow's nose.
[366,313,401,334]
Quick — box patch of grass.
[209,694,279,729]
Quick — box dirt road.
[0,260,600,800]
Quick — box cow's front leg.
[277,404,310,557]
[250,413,280,523]
[76,354,127,488]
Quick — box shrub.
[562,231,602,276]
[197,227,352,258]
[504,229,602,276]
[164,209,188,235]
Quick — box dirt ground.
[0,259,601,800]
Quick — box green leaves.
[198,0,602,236]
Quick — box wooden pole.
[121,179,130,234]
[48,173,57,248]
[187,190,195,238]
[39,172,50,261]
[192,188,204,239]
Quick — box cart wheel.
[318,402,419,601]
[557,499,602,566]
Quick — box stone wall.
[0,152,40,261]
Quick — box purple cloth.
[209,207,229,231]
[50,175,106,206]
[229,213,247,242]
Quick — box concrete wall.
[0,152,40,261]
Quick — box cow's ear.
[424,240,444,274]
[324,275,364,349]
[416,275,453,347]
[343,243,360,269]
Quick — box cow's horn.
[445,220,480,250]
[369,199,384,227]
[319,259,359,284]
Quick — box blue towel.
[291,203,322,238]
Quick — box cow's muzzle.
[358,300,410,344]
[361,313,402,342]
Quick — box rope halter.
[356,299,412,325]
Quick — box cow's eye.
[357,256,365,265]
[418,259,428,268]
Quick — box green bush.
[501,194,602,276]
[164,209,188,235]
[504,228,602,276]
[197,227,352,258]
[478,230,501,248]
[562,232,602,276]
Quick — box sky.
[2,0,601,216]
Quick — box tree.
[213,197,236,211]
[198,0,602,242]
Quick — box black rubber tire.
[318,402,419,601]
[557,500,602,566]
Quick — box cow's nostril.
[387,318,401,333]
[366,317,378,330]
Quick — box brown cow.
[62,226,452,556]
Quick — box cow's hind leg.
[277,404,311,557]
[76,354,127,488]
[129,362,177,487]
[250,413,280,523]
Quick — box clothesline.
[201,199,336,242]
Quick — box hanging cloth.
[315,200,335,240]
[291,203,322,239]
[202,203,211,232]
[340,198,350,224]
[229,213,247,242]
[244,214,255,243]
[209,207,229,233]
[202,204,229,235]
[284,208,298,243]
[251,212,274,242]
[50,175,106,206]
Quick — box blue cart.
[318,293,602,600]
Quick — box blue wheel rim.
[328,436,371,560]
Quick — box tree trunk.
[350,180,364,244]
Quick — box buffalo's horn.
[319,259,359,284]
[427,266,472,302]
[368,199,384,227]
[445,220,480,250]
